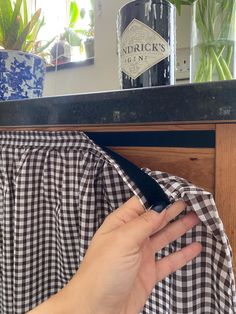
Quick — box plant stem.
[226,45,233,67]
[192,0,235,82]
[209,47,226,80]
[220,56,233,79]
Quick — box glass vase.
[190,0,236,83]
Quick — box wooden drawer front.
[111,147,215,194]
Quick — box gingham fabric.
[0,131,235,313]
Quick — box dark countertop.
[0,80,236,126]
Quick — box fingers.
[155,242,202,282]
[98,196,145,234]
[118,209,167,246]
[154,200,187,233]
[118,196,145,216]
[151,211,200,252]
[100,198,188,244]
[119,199,188,245]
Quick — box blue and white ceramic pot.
[0,50,46,100]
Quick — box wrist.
[70,272,124,314]
[61,272,93,314]
[27,271,92,314]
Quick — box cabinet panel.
[215,124,236,273]
[111,146,215,194]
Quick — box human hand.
[73,197,201,314]
[28,197,201,314]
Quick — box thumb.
[119,209,167,246]
[97,196,145,235]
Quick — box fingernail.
[152,202,168,213]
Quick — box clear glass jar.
[190,0,236,82]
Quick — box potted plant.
[50,1,85,65]
[0,0,51,100]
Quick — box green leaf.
[80,8,86,19]
[24,17,44,52]
[69,1,79,28]
[28,17,44,42]
[176,0,182,14]
[0,0,13,43]
[23,0,28,27]
[13,21,30,50]
[5,15,21,49]
[0,27,3,45]
[13,8,41,50]
[64,28,82,46]
[5,0,23,49]
[0,18,5,44]
[34,36,56,54]
[10,0,23,26]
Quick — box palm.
[124,239,159,313]
[94,199,200,313]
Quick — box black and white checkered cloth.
[0,131,235,313]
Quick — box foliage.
[192,0,235,82]
[168,0,235,82]
[59,0,95,53]
[61,1,86,48]
[167,0,197,14]
[0,0,52,54]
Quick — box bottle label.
[120,19,171,80]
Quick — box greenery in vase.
[192,0,236,82]
[168,0,236,82]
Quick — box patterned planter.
[0,50,46,100]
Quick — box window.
[33,0,94,66]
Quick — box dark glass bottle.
[117,0,175,89]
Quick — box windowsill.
[46,57,94,72]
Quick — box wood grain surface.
[215,124,236,273]
[0,123,215,132]
[110,146,215,194]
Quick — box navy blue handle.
[100,146,170,213]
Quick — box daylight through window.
[34,0,94,66]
